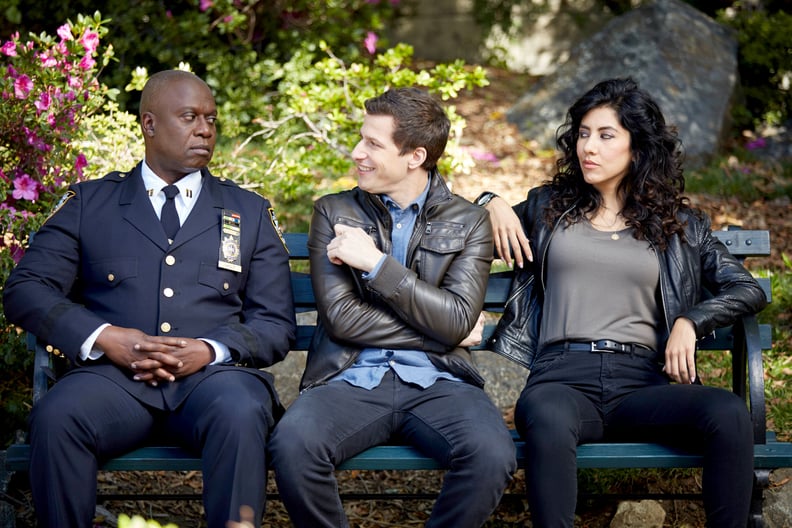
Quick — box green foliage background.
[0,2,489,446]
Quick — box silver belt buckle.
[590,341,615,353]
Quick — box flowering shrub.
[0,13,120,444]
[0,12,114,268]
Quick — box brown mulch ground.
[4,67,790,527]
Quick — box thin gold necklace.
[589,207,625,239]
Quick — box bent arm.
[3,185,108,361]
[309,199,492,352]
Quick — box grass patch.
[685,151,792,201]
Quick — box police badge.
[218,209,242,272]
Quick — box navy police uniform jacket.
[3,163,296,411]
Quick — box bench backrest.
[284,229,772,351]
[30,229,772,440]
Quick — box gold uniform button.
[107,273,115,282]
[53,348,61,356]
[46,345,54,353]
[165,255,176,266]
[223,282,230,291]
[160,322,172,333]
[163,287,174,298]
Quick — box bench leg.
[749,469,770,528]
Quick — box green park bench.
[4,229,792,526]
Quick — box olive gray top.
[540,220,661,351]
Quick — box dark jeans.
[269,371,517,528]
[29,370,275,528]
[515,347,753,528]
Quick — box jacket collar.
[119,162,225,251]
[362,168,452,215]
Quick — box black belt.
[543,340,657,359]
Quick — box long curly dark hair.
[546,78,694,250]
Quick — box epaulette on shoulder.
[103,170,133,181]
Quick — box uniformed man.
[3,70,296,528]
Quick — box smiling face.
[576,105,633,194]
[141,75,217,184]
[351,113,428,208]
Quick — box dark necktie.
[161,185,180,241]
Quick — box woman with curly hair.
[474,78,767,527]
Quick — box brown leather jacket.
[300,171,494,390]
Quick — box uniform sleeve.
[3,185,109,361]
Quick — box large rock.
[764,468,792,528]
[610,500,666,528]
[507,0,738,168]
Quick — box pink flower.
[55,41,69,56]
[14,75,33,99]
[9,242,25,264]
[34,92,51,113]
[78,54,96,70]
[364,32,378,55]
[12,174,40,201]
[67,75,83,89]
[57,24,73,41]
[39,52,58,67]
[1,39,17,57]
[200,0,213,11]
[745,137,767,151]
[74,153,88,177]
[464,147,501,165]
[79,31,99,54]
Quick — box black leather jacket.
[300,171,494,390]
[489,186,768,371]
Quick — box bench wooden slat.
[9,435,792,473]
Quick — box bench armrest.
[732,313,768,444]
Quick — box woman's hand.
[485,196,533,268]
[663,317,697,384]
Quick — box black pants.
[515,347,753,528]
[28,370,275,528]
[269,372,517,528]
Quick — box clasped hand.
[95,326,214,386]
[326,224,383,272]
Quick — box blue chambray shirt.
[329,181,463,389]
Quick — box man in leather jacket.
[269,87,516,528]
